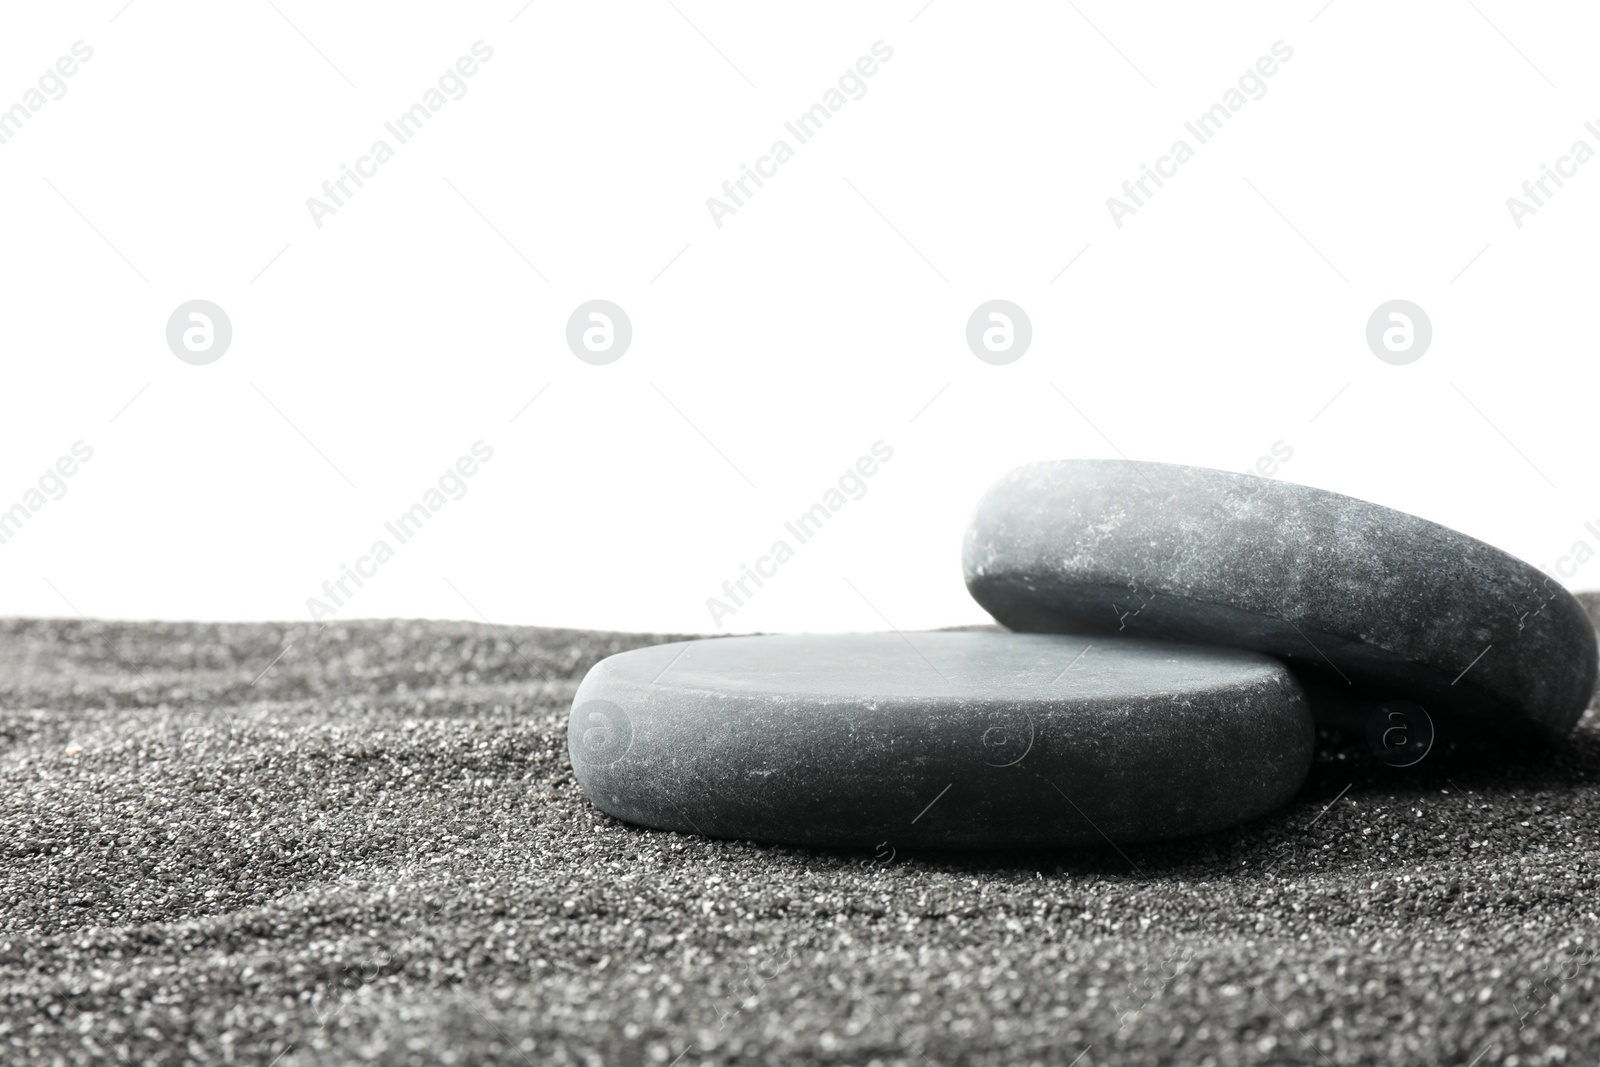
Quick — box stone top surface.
[596,631,1289,706]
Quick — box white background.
[1,1,1596,636]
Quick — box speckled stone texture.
[569,632,1313,849]
[965,459,1599,739]
[3,619,1600,1066]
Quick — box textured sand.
[2,615,1598,1066]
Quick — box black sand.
[2,614,1598,1066]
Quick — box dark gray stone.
[568,632,1312,848]
[1579,591,1600,714]
[964,460,1599,738]
[1579,591,1600,639]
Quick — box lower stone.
[568,632,1313,849]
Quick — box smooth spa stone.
[964,460,1600,738]
[566,632,1312,849]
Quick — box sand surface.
[2,615,1597,1066]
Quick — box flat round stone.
[964,459,1599,737]
[567,632,1311,849]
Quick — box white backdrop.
[2,1,1597,636]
